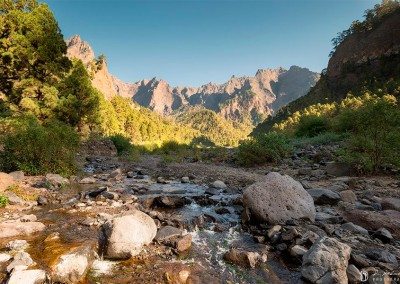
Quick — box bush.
[236,132,293,166]
[0,195,8,208]
[295,115,330,137]
[340,96,400,172]
[109,134,133,155]
[0,117,79,175]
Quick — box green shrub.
[0,195,8,208]
[295,115,330,137]
[0,117,79,175]
[340,96,400,172]
[292,132,347,148]
[109,134,133,155]
[236,132,293,166]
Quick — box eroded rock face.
[243,172,316,224]
[301,237,351,284]
[101,211,157,259]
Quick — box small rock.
[290,245,308,257]
[205,187,220,195]
[212,180,227,189]
[373,228,393,243]
[45,173,69,187]
[7,251,34,273]
[0,253,11,263]
[380,197,400,211]
[175,234,192,252]
[0,221,45,239]
[20,214,37,222]
[267,225,282,239]
[346,264,362,283]
[181,177,190,183]
[155,226,182,242]
[340,190,357,204]
[308,188,341,205]
[223,248,261,268]
[340,222,369,236]
[6,240,28,251]
[79,177,96,184]
[281,227,300,242]
[157,177,168,184]
[108,168,123,179]
[36,196,48,206]
[126,172,135,178]
[7,269,46,284]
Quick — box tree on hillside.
[57,60,100,131]
[0,0,71,119]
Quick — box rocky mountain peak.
[66,35,95,65]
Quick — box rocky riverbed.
[0,144,399,283]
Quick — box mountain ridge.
[66,35,319,124]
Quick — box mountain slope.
[253,2,400,135]
[66,36,319,125]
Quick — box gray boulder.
[243,172,316,224]
[45,173,69,187]
[301,237,351,284]
[101,211,157,259]
[0,172,15,192]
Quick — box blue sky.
[44,0,379,87]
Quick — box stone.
[6,240,28,251]
[340,190,357,204]
[0,221,45,239]
[365,248,398,265]
[243,172,316,224]
[0,172,15,191]
[36,196,48,206]
[86,187,107,198]
[380,197,400,211]
[20,214,37,222]
[350,254,371,268]
[175,234,192,252]
[79,177,96,184]
[155,226,183,242]
[326,162,353,177]
[8,171,25,181]
[308,188,340,205]
[315,212,342,223]
[373,228,393,243]
[223,248,261,268]
[90,260,115,276]
[267,225,282,239]
[7,269,46,284]
[0,253,11,263]
[108,168,123,179]
[101,211,157,259]
[45,173,69,187]
[290,245,308,257]
[51,246,92,284]
[205,187,220,195]
[212,180,227,189]
[154,196,188,208]
[346,264,362,283]
[7,251,34,273]
[340,222,369,236]
[3,191,25,205]
[301,237,351,284]
[181,177,190,183]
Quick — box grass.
[6,184,38,201]
[0,195,8,207]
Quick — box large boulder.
[243,172,316,224]
[101,211,157,259]
[301,237,351,284]
[0,172,15,192]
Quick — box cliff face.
[253,6,400,135]
[66,35,319,124]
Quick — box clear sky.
[43,0,380,87]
